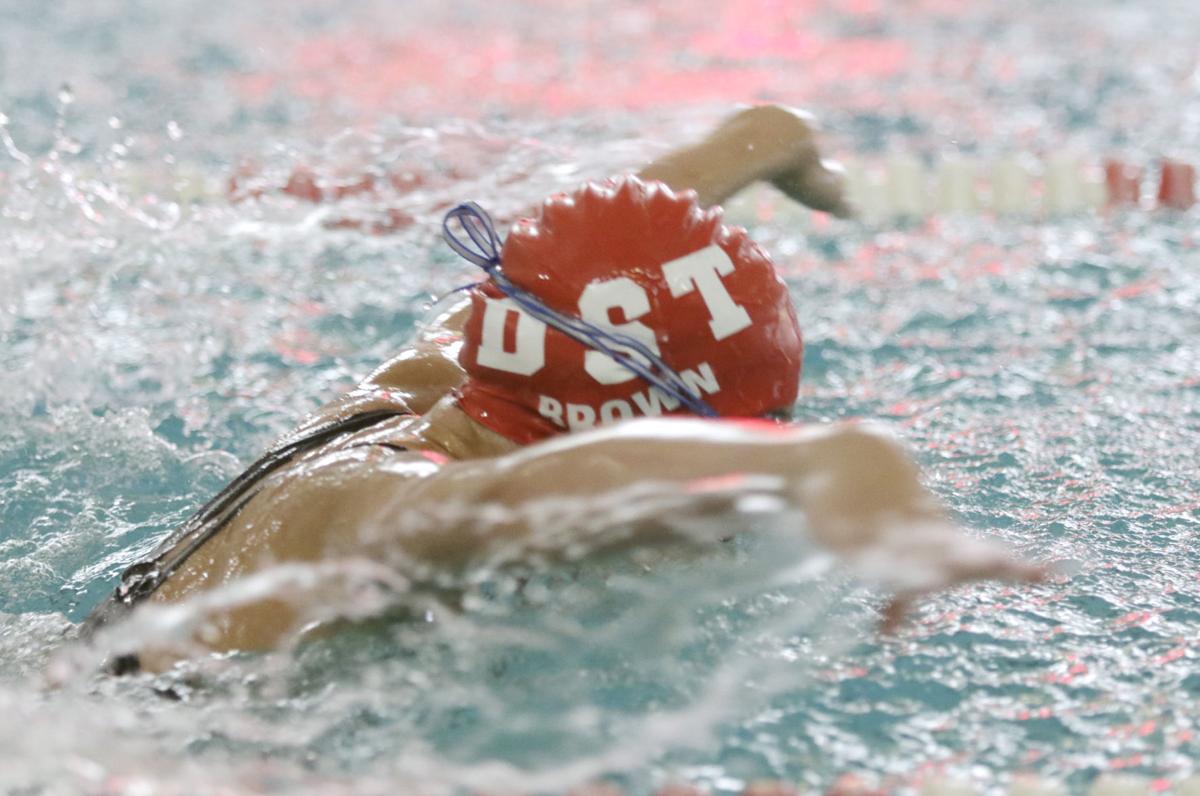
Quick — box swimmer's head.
[453,176,803,444]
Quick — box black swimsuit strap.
[80,408,410,640]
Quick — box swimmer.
[81,105,1043,672]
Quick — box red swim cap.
[455,176,803,444]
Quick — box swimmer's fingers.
[879,594,913,635]
[879,553,1050,634]
[770,158,856,218]
[943,548,1051,587]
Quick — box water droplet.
[57,83,75,107]
[166,121,183,141]
[108,116,122,130]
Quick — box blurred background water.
[2,0,1200,793]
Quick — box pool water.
[3,0,1200,793]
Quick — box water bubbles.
[56,136,83,156]
[56,83,75,108]
[166,121,183,141]
[107,116,122,130]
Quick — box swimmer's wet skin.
[81,105,1043,672]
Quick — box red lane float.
[1157,159,1196,210]
[226,164,440,233]
[653,786,709,796]
[228,164,431,204]
[1103,159,1142,207]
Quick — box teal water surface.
[3,1,1200,793]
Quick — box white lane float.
[885,153,929,219]
[1087,775,1151,796]
[990,156,1035,216]
[935,156,979,215]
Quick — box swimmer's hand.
[769,155,855,219]
[640,104,855,216]
[715,105,856,218]
[786,423,1048,633]
[869,522,1050,633]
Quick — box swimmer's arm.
[133,419,1043,664]
[639,104,853,216]
[326,419,1042,619]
